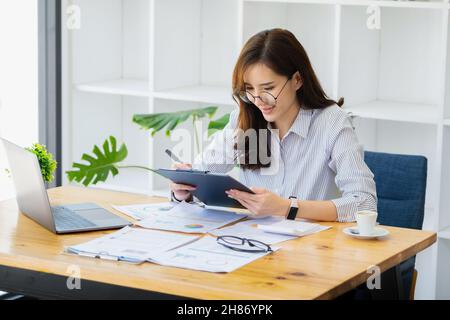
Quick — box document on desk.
[257,219,331,237]
[112,202,175,221]
[150,236,277,273]
[210,216,298,245]
[136,201,246,234]
[211,216,331,244]
[66,226,199,263]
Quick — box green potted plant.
[26,143,58,184]
[67,107,231,187]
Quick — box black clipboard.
[155,169,255,209]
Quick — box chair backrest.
[364,151,427,230]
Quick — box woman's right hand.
[170,163,196,201]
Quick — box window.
[0,0,39,201]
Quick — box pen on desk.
[165,149,183,164]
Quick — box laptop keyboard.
[52,206,97,230]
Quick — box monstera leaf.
[208,113,230,137]
[133,106,218,137]
[66,136,128,187]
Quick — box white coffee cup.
[356,210,378,236]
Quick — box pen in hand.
[165,149,183,164]
[166,150,196,200]
[165,149,194,172]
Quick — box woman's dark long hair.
[232,28,344,170]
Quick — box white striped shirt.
[194,105,377,222]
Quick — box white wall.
[0,0,39,201]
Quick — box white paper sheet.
[66,226,199,263]
[136,201,246,234]
[258,219,332,237]
[112,202,175,220]
[150,236,277,273]
[211,216,331,243]
[210,216,297,245]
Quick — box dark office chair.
[364,151,428,299]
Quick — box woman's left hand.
[226,187,291,217]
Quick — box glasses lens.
[220,236,244,246]
[260,92,276,106]
[247,239,271,251]
[239,91,252,104]
[217,237,272,253]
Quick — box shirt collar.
[268,108,314,139]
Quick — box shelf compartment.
[339,5,444,110]
[357,120,438,210]
[243,1,336,97]
[76,79,151,97]
[67,93,151,192]
[344,100,439,124]
[153,85,235,105]
[71,0,150,85]
[152,0,239,91]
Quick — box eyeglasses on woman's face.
[237,76,292,108]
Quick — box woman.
[171,28,377,222]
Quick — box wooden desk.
[0,186,436,300]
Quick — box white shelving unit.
[153,85,235,105]
[61,0,450,299]
[76,79,151,97]
[345,101,439,124]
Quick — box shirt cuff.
[331,197,359,223]
[331,193,377,223]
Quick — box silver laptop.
[1,138,131,234]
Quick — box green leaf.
[208,113,231,137]
[165,117,180,137]
[150,116,173,137]
[191,106,218,119]
[133,106,218,136]
[66,136,128,187]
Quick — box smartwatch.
[286,196,299,220]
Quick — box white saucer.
[343,226,390,239]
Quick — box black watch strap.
[286,196,299,220]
